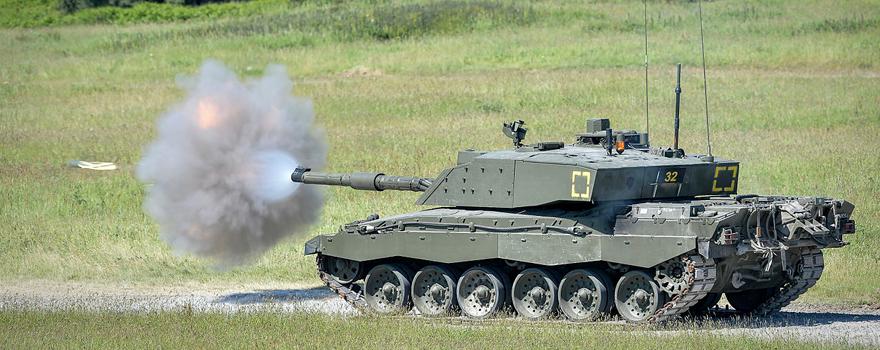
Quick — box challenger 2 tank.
[294,117,855,322]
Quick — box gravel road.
[2,281,878,347]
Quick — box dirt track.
[2,281,879,347]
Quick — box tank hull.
[305,195,854,321]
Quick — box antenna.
[673,63,682,153]
[697,0,713,158]
[642,0,650,137]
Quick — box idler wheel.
[411,265,459,316]
[322,256,362,284]
[456,266,507,319]
[614,270,667,322]
[558,268,612,321]
[512,268,558,320]
[364,264,413,314]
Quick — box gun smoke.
[137,60,326,266]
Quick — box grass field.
[2,1,879,348]
[1,0,879,308]
[0,310,872,349]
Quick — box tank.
[294,116,855,322]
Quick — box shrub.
[104,1,536,52]
[58,0,245,14]
[193,1,536,41]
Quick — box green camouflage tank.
[293,117,855,322]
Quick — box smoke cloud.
[137,60,326,266]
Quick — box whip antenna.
[698,0,713,157]
[643,0,650,137]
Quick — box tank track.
[750,248,824,316]
[316,255,368,311]
[648,255,717,322]
[316,254,719,322]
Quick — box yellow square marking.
[712,165,738,193]
[570,171,591,199]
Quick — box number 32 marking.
[664,171,679,183]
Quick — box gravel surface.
[0,281,356,316]
[3,281,879,346]
[657,305,880,347]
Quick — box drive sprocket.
[654,257,689,295]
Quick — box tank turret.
[414,118,739,208]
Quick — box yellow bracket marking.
[712,165,738,192]
[571,171,591,199]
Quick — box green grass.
[1,0,879,307]
[0,310,870,349]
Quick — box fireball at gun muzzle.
[290,166,432,192]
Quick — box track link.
[648,255,717,322]
[750,248,824,316]
[316,255,368,311]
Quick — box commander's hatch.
[575,118,650,151]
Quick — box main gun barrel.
[290,166,432,192]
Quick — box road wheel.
[457,266,507,319]
[558,268,612,321]
[512,268,558,320]
[411,265,458,316]
[614,270,667,322]
[364,264,413,314]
